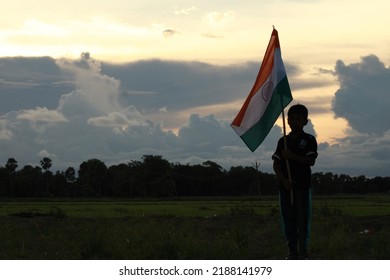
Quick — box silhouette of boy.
[272,104,318,260]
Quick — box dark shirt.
[272,131,318,189]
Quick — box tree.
[65,167,76,183]
[65,166,77,198]
[51,171,67,197]
[78,159,108,197]
[227,166,257,196]
[40,157,52,195]
[40,157,52,171]
[0,167,9,196]
[107,163,132,197]
[201,160,225,195]
[202,160,223,173]
[15,165,43,197]
[132,155,174,197]
[5,158,18,196]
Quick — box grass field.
[0,195,389,260]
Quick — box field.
[0,195,389,260]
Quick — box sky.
[1,0,390,176]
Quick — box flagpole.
[281,108,294,205]
[275,24,292,204]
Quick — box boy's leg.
[279,190,298,258]
[295,188,311,258]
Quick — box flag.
[231,28,292,152]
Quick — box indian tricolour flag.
[231,28,293,152]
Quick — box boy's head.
[288,104,308,120]
[287,104,308,132]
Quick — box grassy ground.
[0,196,389,259]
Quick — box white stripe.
[234,48,286,136]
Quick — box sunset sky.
[1,0,389,176]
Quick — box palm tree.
[40,157,52,195]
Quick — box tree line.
[0,155,389,198]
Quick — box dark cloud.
[162,29,179,38]
[1,55,390,176]
[69,52,102,72]
[177,114,235,151]
[318,131,390,177]
[0,56,312,116]
[0,57,72,113]
[102,59,259,112]
[331,54,390,135]
[0,56,62,81]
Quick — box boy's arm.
[282,150,316,166]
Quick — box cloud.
[16,107,67,123]
[178,114,234,150]
[87,107,146,131]
[316,130,390,177]
[331,54,390,135]
[174,6,198,15]
[0,56,72,114]
[163,29,179,38]
[102,59,319,132]
[1,54,389,176]
[201,33,223,39]
[103,60,261,113]
[205,11,236,28]
[38,149,56,158]
[56,53,121,114]
[0,54,186,168]
[0,119,13,140]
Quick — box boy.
[272,104,318,260]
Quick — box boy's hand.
[282,149,295,160]
[282,149,315,166]
[281,177,294,191]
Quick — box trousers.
[279,188,312,252]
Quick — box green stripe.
[240,76,292,152]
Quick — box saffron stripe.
[231,30,279,127]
